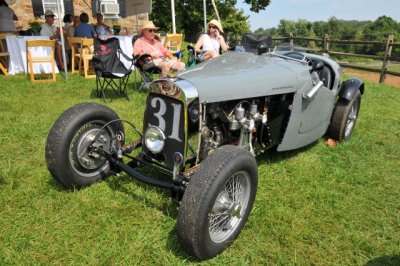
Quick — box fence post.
[379,35,394,83]
[323,34,330,55]
[289,32,294,50]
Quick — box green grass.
[0,73,399,265]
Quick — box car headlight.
[188,100,199,123]
[144,126,165,154]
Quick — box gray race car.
[45,44,364,260]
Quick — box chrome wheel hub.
[70,126,111,177]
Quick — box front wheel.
[329,90,361,142]
[177,145,258,260]
[45,102,124,188]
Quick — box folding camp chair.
[92,37,133,102]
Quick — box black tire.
[177,145,258,260]
[329,90,361,142]
[45,102,124,188]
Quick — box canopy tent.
[28,0,219,79]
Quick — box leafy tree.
[150,0,272,43]
[361,16,400,55]
[243,0,271,12]
[276,19,296,36]
[254,27,277,36]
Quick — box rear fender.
[339,78,364,101]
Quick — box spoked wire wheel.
[177,145,258,260]
[329,90,361,142]
[209,171,251,243]
[344,99,359,139]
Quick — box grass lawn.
[0,72,399,265]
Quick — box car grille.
[143,93,185,168]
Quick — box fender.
[338,78,364,101]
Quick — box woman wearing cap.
[195,19,228,62]
[133,21,185,78]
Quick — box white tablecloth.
[6,36,59,75]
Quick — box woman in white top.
[195,19,228,62]
[0,0,18,32]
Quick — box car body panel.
[177,52,310,103]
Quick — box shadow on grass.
[256,140,319,164]
[46,174,86,193]
[165,226,199,262]
[88,80,147,102]
[365,254,400,266]
[105,170,178,217]
[0,175,5,186]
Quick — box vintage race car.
[45,44,364,260]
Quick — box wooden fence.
[272,34,399,84]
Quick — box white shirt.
[40,23,56,37]
[0,6,17,32]
[202,34,220,53]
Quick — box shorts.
[153,57,176,67]
[141,57,176,71]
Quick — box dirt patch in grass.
[343,68,400,88]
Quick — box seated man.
[195,19,228,62]
[133,21,185,78]
[40,10,66,70]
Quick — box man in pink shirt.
[133,21,185,78]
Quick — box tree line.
[254,16,400,56]
[150,0,269,43]
[149,1,399,56]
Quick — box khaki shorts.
[153,57,176,67]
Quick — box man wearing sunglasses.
[133,21,185,78]
[195,19,228,62]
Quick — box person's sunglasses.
[209,25,217,29]
[147,29,157,33]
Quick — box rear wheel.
[329,91,361,141]
[45,102,124,188]
[177,145,258,260]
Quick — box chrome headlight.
[144,126,165,154]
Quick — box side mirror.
[313,60,324,71]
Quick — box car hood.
[177,52,309,103]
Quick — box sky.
[235,0,400,31]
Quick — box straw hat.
[140,21,159,34]
[207,19,223,33]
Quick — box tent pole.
[56,0,68,79]
[203,0,207,31]
[211,0,220,22]
[171,0,176,34]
